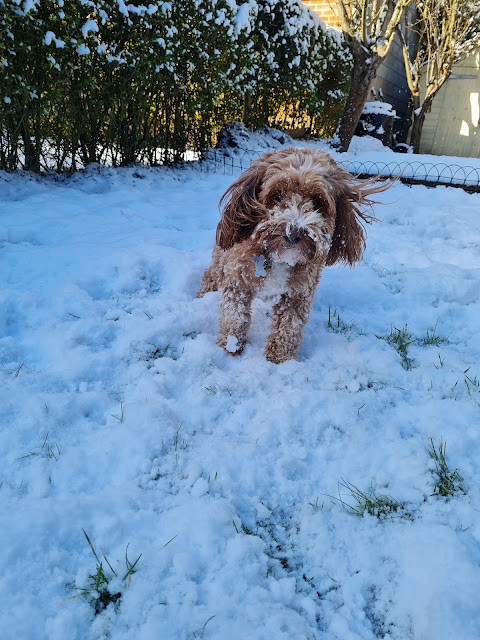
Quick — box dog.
[198,147,390,363]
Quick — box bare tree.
[399,0,480,153]
[334,0,414,152]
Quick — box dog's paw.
[217,334,245,356]
[265,337,295,364]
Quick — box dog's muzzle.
[285,225,305,244]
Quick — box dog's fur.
[198,147,390,363]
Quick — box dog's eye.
[312,198,325,211]
[272,192,282,203]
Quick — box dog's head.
[216,147,389,266]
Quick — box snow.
[225,335,240,353]
[233,1,254,33]
[76,44,91,55]
[1,132,480,640]
[23,0,37,13]
[361,101,396,116]
[253,255,267,277]
[81,20,99,38]
[43,31,65,48]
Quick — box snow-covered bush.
[245,0,352,135]
[0,0,351,171]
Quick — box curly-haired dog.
[198,147,390,363]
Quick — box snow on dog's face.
[215,147,384,267]
[252,162,337,265]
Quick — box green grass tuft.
[381,321,449,370]
[327,307,355,334]
[68,529,141,614]
[418,324,448,346]
[463,368,480,401]
[427,437,466,498]
[335,480,414,521]
[385,324,416,370]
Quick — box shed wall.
[420,53,480,158]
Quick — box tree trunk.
[21,118,41,172]
[410,94,432,153]
[334,40,381,152]
[242,91,252,127]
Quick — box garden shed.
[420,52,480,158]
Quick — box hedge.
[0,0,352,171]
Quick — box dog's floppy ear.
[216,159,268,250]
[325,175,389,266]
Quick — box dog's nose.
[285,226,304,244]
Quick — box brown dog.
[198,147,390,363]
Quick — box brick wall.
[302,1,341,28]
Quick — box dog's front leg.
[218,285,254,355]
[265,264,322,364]
[217,245,259,355]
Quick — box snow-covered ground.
[1,133,480,640]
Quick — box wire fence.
[197,148,480,192]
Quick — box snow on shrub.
[245,0,351,134]
[0,0,352,171]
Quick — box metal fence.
[197,148,480,192]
